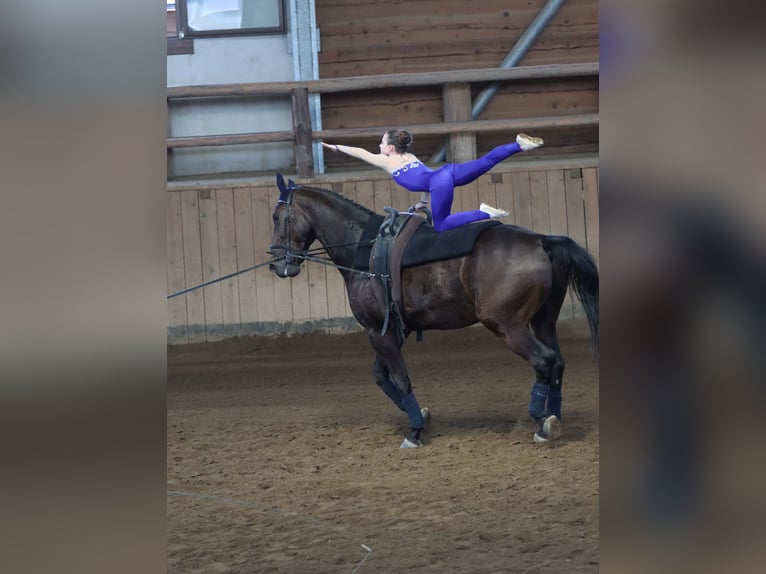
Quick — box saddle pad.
[352,215,502,271]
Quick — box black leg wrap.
[377,379,405,410]
[407,428,423,443]
[529,381,549,420]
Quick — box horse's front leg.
[368,329,429,448]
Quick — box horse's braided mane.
[296,184,377,217]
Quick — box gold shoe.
[479,203,509,219]
[516,133,544,151]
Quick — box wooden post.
[292,87,314,178]
[442,82,475,162]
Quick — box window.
[167,1,194,55]
[179,0,286,38]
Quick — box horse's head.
[269,176,316,278]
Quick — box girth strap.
[369,208,426,342]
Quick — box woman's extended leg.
[427,135,541,231]
[452,134,543,186]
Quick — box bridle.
[268,185,302,266]
[268,185,376,277]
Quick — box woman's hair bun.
[385,128,413,152]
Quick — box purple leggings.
[392,142,523,231]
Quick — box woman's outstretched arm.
[321,142,392,171]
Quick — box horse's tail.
[541,235,599,358]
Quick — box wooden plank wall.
[316,0,599,167]
[166,161,599,343]
[317,0,598,75]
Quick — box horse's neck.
[304,192,368,269]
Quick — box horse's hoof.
[543,415,561,439]
[420,407,431,425]
[400,437,422,449]
[533,431,550,444]
[532,415,561,444]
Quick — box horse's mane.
[295,184,377,217]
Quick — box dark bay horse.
[269,176,598,448]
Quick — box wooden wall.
[316,0,599,167]
[316,0,599,75]
[166,157,599,343]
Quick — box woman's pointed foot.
[480,203,509,219]
[517,133,544,151]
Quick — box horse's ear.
[287,179,297,190]
[276,172,292,203]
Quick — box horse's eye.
[272,214,279,222]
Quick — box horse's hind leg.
[368,330,427,448]
[530,279,569,426]
[483,319,560,441]
[528,314,565,442]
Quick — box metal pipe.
[430,0,567,162]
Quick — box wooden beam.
[315,114,599,140]
[167,131,295,149]
[165,114,599,150]
[291,87,314,178]
[166,62,599,99]
[443,82,475,162]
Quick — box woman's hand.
[408,200,429,214]
[321,142,340,152]
[408,201,432,225]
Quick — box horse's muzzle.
[269,244,305,278]
[269,259,302,278]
